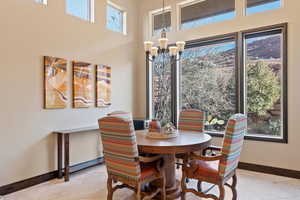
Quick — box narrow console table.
[53,126,100,182]
[53,119,147,182]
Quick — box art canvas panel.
[73,61,93,108]
[96,65,112,107]
[44,56,68,109]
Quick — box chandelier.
[144,0,185,62]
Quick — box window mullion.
[171,56,178,126]
[237,32,246,114]
[146,53,151,120]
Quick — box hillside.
[182,35,281,69]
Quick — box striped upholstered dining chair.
[176,109,205,168]
[178,109,205,132]
[181,113,247,200]
[98,116,166,200]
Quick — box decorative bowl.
[147,130,179,139]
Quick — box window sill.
[206,131,288,144]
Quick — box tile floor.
[4,165,300,200]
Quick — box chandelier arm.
[174,54,183,62]
[146,56,155,62]
[145,50,183,62]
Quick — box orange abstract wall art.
[44,56,68,109]
[96,65,112,107]
[73,61,93,108]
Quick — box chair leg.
[231,174,237,200]
[181,171,187,200]
[176,159,181,169]
[136,183,142,200]
[185,178,190,184]
[161,174,166,200]
[107,176,113,200]
[197,181,202,192]
[218,184,225,200]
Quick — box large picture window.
[244,27,287,140]
[150,55,172,124]
[180,37,237,132]
[147,24,288,143]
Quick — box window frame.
[149,6,172,37]
[147,54,174,123]
[245,0,283,16]
[66,0,95,23]
[181,33,240,134]
[146,23,288,143]
[107,1,127,35]
[35,0,47,5]
[177,0,236,31]
[240,23,288,143]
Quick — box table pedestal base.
[166,180,181,200]
[151,179,181,200]
[137,130,212,199]
[164,154,181,199]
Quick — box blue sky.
[182,42,236,59]
[182,0,281,30]
[247,0,281,15]
[66,0,124,32]
[65,0,280,32]
[183,35,279,59]
[107,5,123,33]
[246,35,274,44]
[66,0,89,21]
[181,12,235,30]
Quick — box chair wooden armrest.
[139,155,164,174]
[205,145,222,152]
[190,152,224,161]
[202,145,222,156]
[139,155,163,163]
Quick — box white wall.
[0,0,139,186]
[135,0,300,171]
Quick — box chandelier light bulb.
[144,41,153,52]
[143,0,184,62]
[151,47,158,57]
[176,41,186,52]
[159,38,168,50]
[169,46,178,56]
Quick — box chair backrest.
[107,111,133,120]
[219,114,247,178]
[98,116,141,181]
[178,109,205,132]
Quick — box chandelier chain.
[162,0,166,32]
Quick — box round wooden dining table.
[136,130,212,199]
